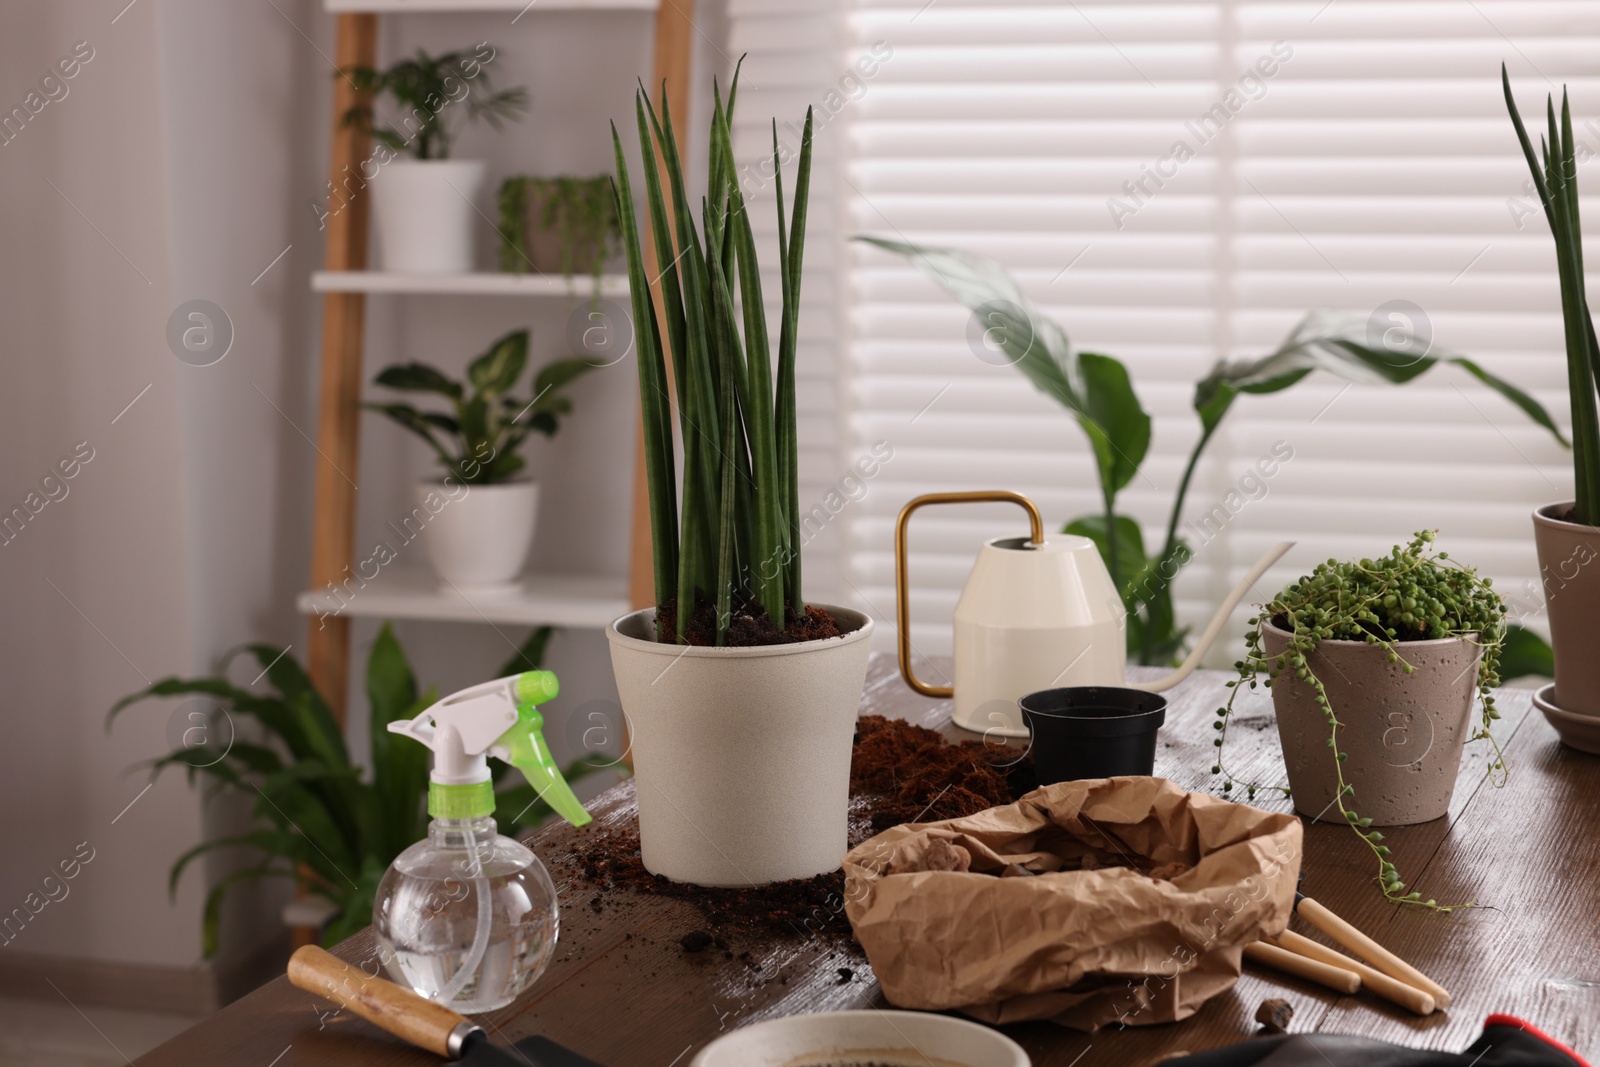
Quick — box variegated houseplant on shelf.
[1504,65,1600,748]
[603,68,875,888]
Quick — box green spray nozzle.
[389,669,592,828]
[499,671,592,828]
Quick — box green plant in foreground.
[1504,65,1600,527]
[1214,531,1508,911]
[860,237,1569,666]
[611,66,813,644]
[498,175,621,289]
[367,329,595,485]
[107,624,596,954]
[340,46,528,160]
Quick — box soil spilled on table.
[558,715,1030,951]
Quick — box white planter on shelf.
[606,606,874,887]
[415,479,537,594]
[370,159,486,273]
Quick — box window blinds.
[729,0,1591,660]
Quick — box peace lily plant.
[860,238,1568,669]
[603,68,874,887]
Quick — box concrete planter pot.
[415,480,537,593]
[606,606,874,887]
[1532,501,1600,718]
[1261,619,1481,826]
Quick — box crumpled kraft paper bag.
[842,776,1302,1031]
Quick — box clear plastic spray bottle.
[372,670,591,1013]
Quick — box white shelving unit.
[312,270,630,297]
[297,569,629,628]
[326,0,655,11]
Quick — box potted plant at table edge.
[1214,531,1509,912]
[1504,66,1600,735]
[497,175,621,295]
[367,329,595,592]
[106,624,592,955]
[341,46,528,273]
[605,69,875,888]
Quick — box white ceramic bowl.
[690,1010,1030,1067]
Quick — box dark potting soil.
[559,715,1029,951]
[655,597,842,647]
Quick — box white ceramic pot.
[691,1010,1029,1067]
[371,159,486,273]
[606,606,874,886]
[414,480,537,593]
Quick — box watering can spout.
[1128,541,1295,693]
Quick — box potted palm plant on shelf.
[606,72,874,887]
[1504,66,1600,750]
[367,329,594,592]
[341,45,528,273]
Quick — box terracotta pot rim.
[607,604,874,659]
[1533,500,1600,532]
[1260,617,1480,651]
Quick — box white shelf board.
[297,569,628,629]
[325,0,654,11]
[312,270,630,298]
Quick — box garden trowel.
[288,945,606,1065]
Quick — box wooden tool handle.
[287,945,482,1059]
[1244,941,1361,995]
[1296,896,1452,1009]
[1267,931,1435,1016]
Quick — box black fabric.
[1168,1023,1585,1067]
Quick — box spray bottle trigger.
[498,681,592,828]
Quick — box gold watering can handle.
[894,491,1045,698]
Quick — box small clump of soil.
[561,714,1031,949]
[656,597,841,647]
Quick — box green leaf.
[373,363,462,399]
[467,330,530,395]
[367,623,430,859]
[1077,353,1151,497]
[857,239,1150,497]
[1499,624,1555,679]
[533,357,597,397]
[1065,514,1147,596]
[498,626,555,677]
[1194,310,1570,447]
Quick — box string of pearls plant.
[1211,531,1509,911]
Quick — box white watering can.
[894,490,1293,737]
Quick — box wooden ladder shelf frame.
[305,3,694,722]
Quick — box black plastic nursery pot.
[1019,686,1168,785]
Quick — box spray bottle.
[372,670,591,1013]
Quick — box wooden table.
[137,656,1600,1065]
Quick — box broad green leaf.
[857,239,1150,498]
[1077,353,1152,497]
[373,363,462,399]
[533,357,597,396]
[467,330,530,395]
[1064,514,1147,595]
[498,626,555,677]
[1194,310,1570,447]
[1499,624,1555,679]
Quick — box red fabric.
[1484,1014,1593,1067]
